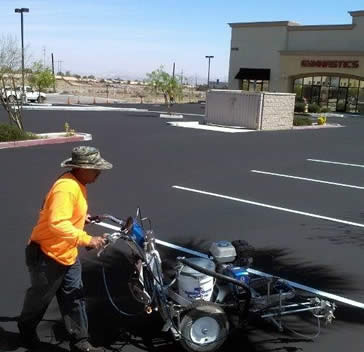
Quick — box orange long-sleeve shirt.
[30,172,92,265]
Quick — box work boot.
[17,322,41,348]
[70,340,104,352]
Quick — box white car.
[17,86,47,103]
[1,86,46,103]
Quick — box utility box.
[205,89,295,131]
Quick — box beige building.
[228,10,364,112]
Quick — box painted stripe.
[251,170,364,190]
[149,110,205,117]
[167,121,253,133]
[172,185,364,229]
[155,239,211,258]
[307,159,364,168]
[95,221,364,309]
[94,222,210,258]
[247,268,364,309]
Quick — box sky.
[1,0,364,82]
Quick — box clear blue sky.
[1,0,363,82]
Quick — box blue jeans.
[19,243,88,342]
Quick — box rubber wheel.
[179,301,229,352]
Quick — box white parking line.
[247,268,364,309]
[172,185,364,228]
[307,159,364,168]
[251,170,364,190]
[167,121,254,133]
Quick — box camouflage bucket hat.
[61,146,112,170]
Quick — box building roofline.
[229,21,354,31]
[288,24,354,31]
[349,10,364,17]
[229,21,300,28]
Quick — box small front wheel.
[179,301,229,352]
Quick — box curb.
[292,123,343,130]
[0,132,92,150]
[160,113,184,119]
[22,105,148,112]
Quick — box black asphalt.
[1,105,364,352]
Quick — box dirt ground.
[55,78,206,104]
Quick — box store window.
[240,79,269,92]
[293,75,364,112]
[313,76,322,86]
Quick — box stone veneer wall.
[260,92,295,130]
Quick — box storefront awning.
[235,68,271,80]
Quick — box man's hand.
[85,214,92,224]
[88,235,107,250]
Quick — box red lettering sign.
[301,60,359,68]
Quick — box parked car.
[0,86,47,104]
[0,87,20,104]
[16,86,47,103]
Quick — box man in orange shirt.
[18,146,112,352]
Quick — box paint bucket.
[178,257,216,301]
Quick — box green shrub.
[0,124,38,142]
[295,97,305,104]
[293,116,313,126]
[294,102,305,113]
[320,107,330,113]
[308,103,321,113]
[337,102,345,112]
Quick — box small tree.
[28,61,56,99]
[1,77,24,130]
[146,66,183,113]
[0,34,21,74]
[0,34,24,130]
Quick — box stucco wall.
[287,26,364,52]
[280,54,364,92]
[228,25,288,92]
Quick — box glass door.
[311,86,321,104]
[337,87,348,112]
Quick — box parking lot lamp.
[15,7,29,102]
[205,55,214,89]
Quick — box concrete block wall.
[261,93,295,130]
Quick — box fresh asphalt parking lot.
[1,105,364,352]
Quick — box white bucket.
[178,257,216,301]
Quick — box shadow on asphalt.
[306,222,364,249]
[0,321,69,352]
[1,239,362,352]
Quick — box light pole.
[15,7,29,102]
[205,55,214,89]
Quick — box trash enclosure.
[205,90,295,130]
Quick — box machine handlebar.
[89,214,125,226]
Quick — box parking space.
[1,107,364,352]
